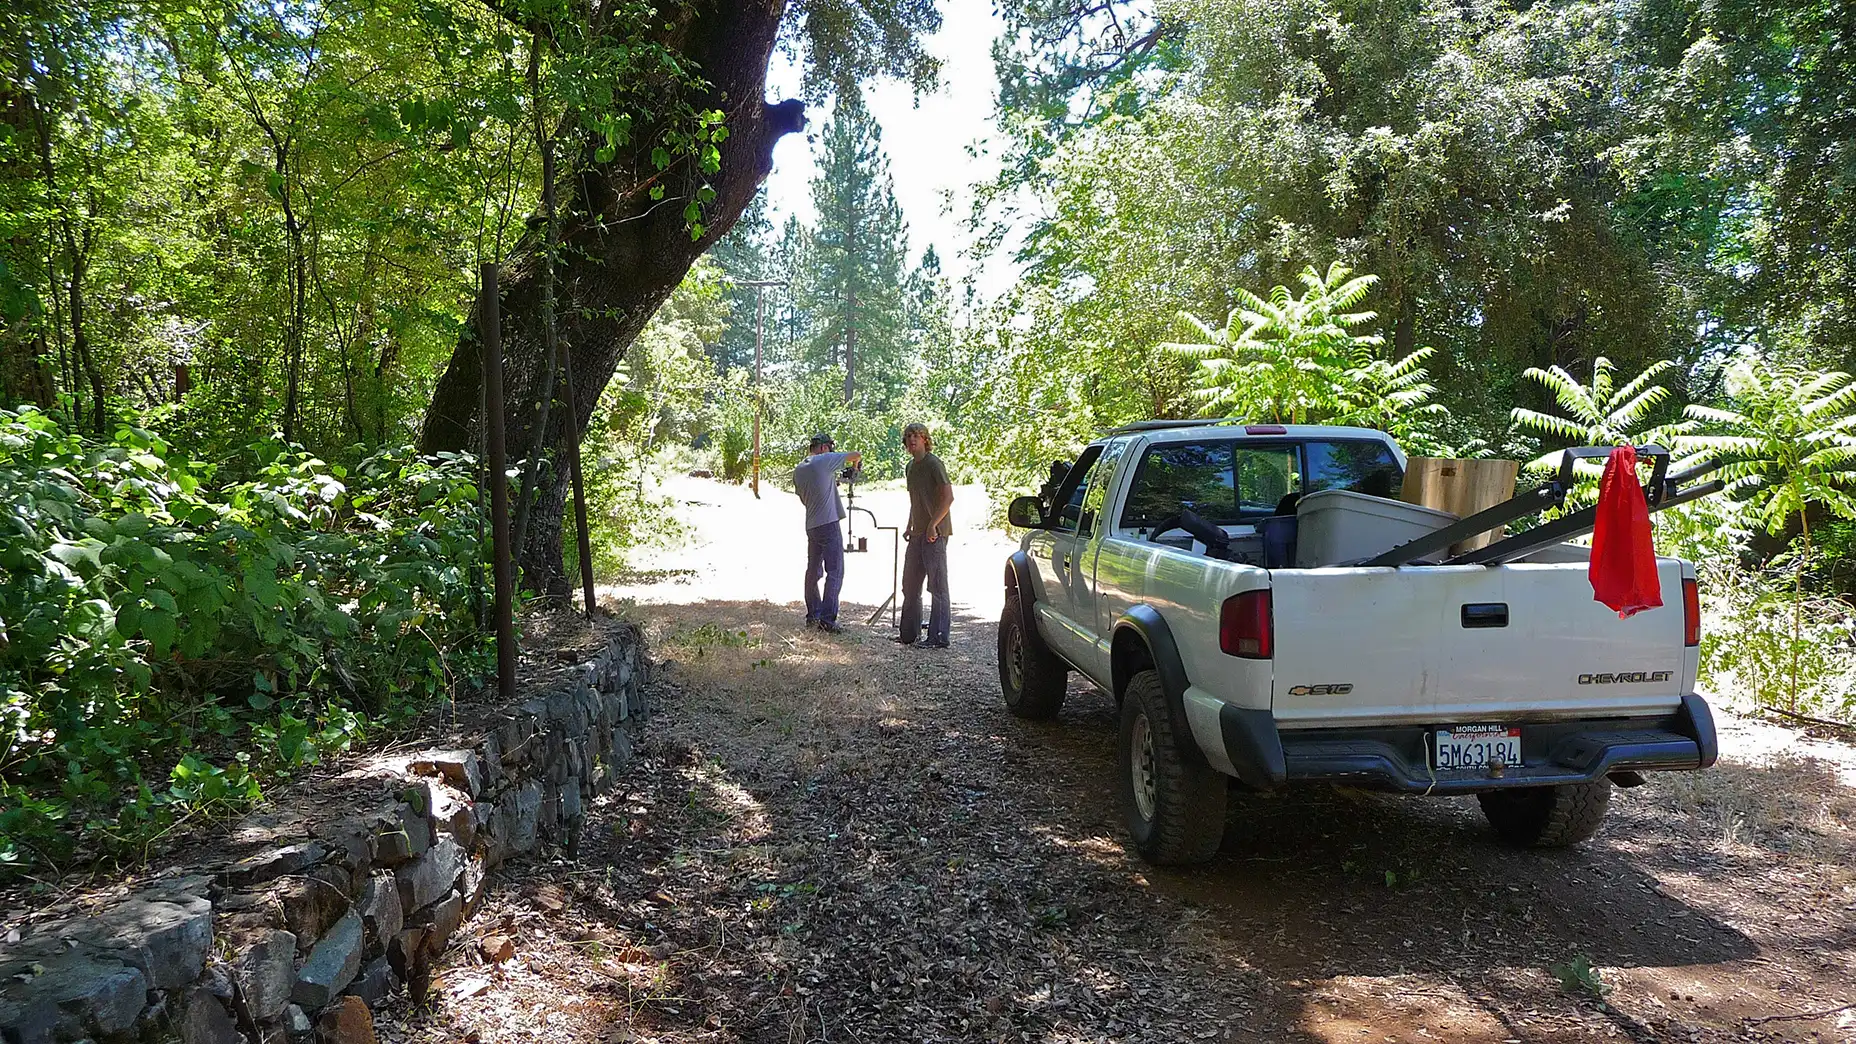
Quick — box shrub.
[0,408,492,872]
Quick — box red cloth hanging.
[1589,445,1662,618]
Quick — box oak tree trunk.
[418,0,804,599]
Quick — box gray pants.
[900,537,950,645]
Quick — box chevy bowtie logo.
[1577,671,1674,684]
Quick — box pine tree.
[801,91,908,406]
[770,215,811,370]
[708,192,773,373]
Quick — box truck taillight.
[1683,578,1700,647]
[1245,424,1287,435]
[1220,590,1272,658]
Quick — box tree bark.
[418,0,805,598]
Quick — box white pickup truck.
[997,421,1720,864]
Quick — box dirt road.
[377,476,1856,1044]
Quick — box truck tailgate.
[1267,560,1695,726]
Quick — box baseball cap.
[808,433,834,450]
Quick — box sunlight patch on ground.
[1296,973,1518,1044]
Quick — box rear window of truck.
[1117,438,1403,529]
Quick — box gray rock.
[409,751,483,797]
[0,949,148,1041]
[372,805,429,866]
[508,780,542,854]
[178,989,243,1044]
[560,778,583,823]
[60,888,213,988]
[495,717,535,768]
[275,877,350,950]
[459,855,487,917]
[0,989,60,1044]
[224,842,326,888]
[358,874,401,956]
[539,784,561,840]
[284,1004,313,1041]
[308,864,352,896]
[479,732,503,785]
[429,786,474,847]
[385,929,425,982]
[394,834,463,913]
[400,779,435,819]
[202,962,237,1000]
[422,891,463,956]
[310,817,375,872]
[290,910,362,1009]
[484,782,539,865]
[232,929,298,1022]
[344,956,394,1006]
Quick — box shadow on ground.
[386,596,1854,1044]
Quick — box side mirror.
[1008,495,1048,529]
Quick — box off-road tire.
[1119,670,1226,864]
[1477,780,1612,848]
[999,589,1067,719]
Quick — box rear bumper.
[1218,693,1717,794]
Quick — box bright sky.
[761,0,1021,304]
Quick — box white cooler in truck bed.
[1293,489,1457,567]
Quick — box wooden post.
[1401,457,1522,555]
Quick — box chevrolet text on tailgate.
[996,420,1726,864]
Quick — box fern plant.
[1164,263,1384,424]
[1334,345,1452,456]
[1162,264,1450,452]
[1509,356,1695,506]
[1679,358,1856,710]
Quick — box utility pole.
[739,278,787,498]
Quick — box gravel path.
[374,476,1856,1044]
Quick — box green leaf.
[141,608,176,653]
[47,541,103,574]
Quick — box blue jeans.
[805,522,844,625]
[900,536,950,644]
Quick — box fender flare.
[1111,607,1210,770]
[1113,605,1287,788]
[1004,551,1046,651]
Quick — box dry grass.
[1647,751,1856,874]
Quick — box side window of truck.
[1077,439,1131,537]
[1120,441,1238,528]
[1055,445,1105,532]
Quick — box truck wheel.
[1119,670,1226,864]
[999,589,1067,719]
[1477,780,1611,848]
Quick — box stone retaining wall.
[0,625,647,1044]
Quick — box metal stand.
[841,479,899,629]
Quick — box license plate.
[1433,724,1522,771]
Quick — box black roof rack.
[1103,417,1247,435]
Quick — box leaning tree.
[419,0,939,596]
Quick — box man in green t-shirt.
[895,422,954,647]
